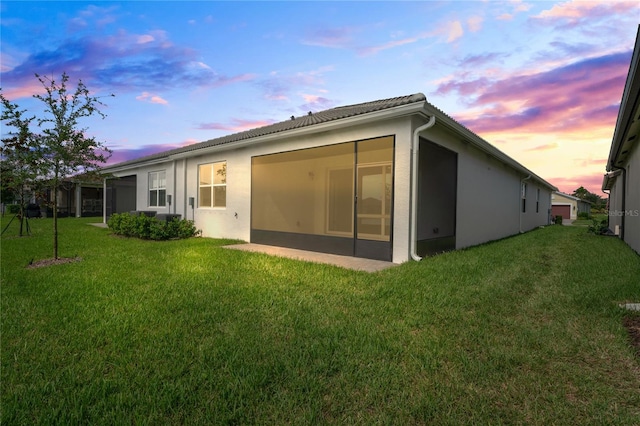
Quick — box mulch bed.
[26,257,82,269]
[623,315,640,358]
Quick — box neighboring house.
[602,25,640,255]
[36,176,104,218]
[102,93,556,263]
[551,191,591,220]
[55,176,104,218]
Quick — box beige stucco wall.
[551,192,578,220]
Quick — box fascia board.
[426,105,558,192]
[607,25,640,171]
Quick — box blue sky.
[1,1,638,193]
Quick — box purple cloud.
[1,31,255,99]
[438,50,632,134]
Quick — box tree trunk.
[53,182,58,259]
[18,191,26,237]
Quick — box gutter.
[410,115,436,261]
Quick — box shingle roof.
[105,93,427,169]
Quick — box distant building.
[102,93,556,263]
[551,191,591,220]
[602,25,640,255]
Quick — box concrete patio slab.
[224,243,398,273]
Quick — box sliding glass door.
[251,136,394,261]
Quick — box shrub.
[588,218,609,235]
[577,211,591,220]
[108,213,201,240]
[6,204,20,214]
[555,215,564,225]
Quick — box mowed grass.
[1,217,639,425]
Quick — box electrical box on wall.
[188,197,194,207]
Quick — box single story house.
[102,93,556,263]
[602,25,640,255]
[54,176,104,218]
[551,191,591,220]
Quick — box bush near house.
[555,215,564,224]
[107,212,200,240]
[577,211,591,220]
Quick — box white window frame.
[198,161,227,208]
[148,170,166,207]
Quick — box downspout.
[611,165,626,240]
[519,174,531,233]
[410,115,436,261]
[183,158,188,219]
[173,160,177,214]
[602,188,610,231]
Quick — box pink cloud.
[533,1,639,27]
[197,119,276,132]
[358,36,423,56]
[135,92,168,105]
[438,50,631,135]
[104,139,198,166]
[526,143,559,152]
[547,173,608,195]
[302,27,355,49]
[467,16,483,33]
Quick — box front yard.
[1,218,639,424]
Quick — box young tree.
[0,93,43,236]
[33,73,113,259]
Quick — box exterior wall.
[107,115,554,263]
[172,116,414,262]
[622,141,640,254]
[608,176,624,235]
[417,123,552,251]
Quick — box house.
[602,25,640,255]
[551,191,591,221]
[102,93,556,263]
[53,176,104,218]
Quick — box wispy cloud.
[548,173,607,195]
[533,0,639,28]
[299,93,335,112]
[302,27,356,49]
[1,14,255,100]
[526,142,559,152]
[136,92,168,105]
[104,139,198,165]
[437,50,631,135]
[196,119,276,132]
[258,67,333,103]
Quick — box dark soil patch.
[26,257,82,269]
[623,315,640,357]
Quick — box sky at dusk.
[1,1,639,194]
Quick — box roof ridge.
[103,92,427,169]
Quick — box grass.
[571,213,608,227]
[2,217,639,424]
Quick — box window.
[536,188,540,213]
[199,161,226,208]
[521,182,527,213]
[149,171,166,207]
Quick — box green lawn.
[2,217,639,424]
